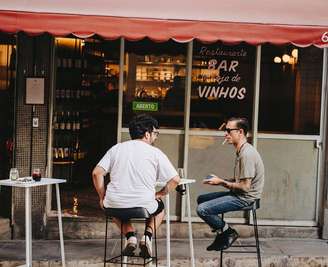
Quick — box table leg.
[165,194,170,267]
[55,184,66,267]
[186,185,195,267]
[25,187,32,267]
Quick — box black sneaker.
[215,227,239,251]
[207,227,239,251]
[139,235,152,259]
[206,231,225,251]
[122,236,137,256]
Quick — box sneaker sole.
[122,244,137,256]
[139,243,151,259]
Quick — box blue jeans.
[196,191,250,230]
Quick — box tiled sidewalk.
[0,238,328,266]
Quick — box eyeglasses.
[224,128,240,134]
[152,130,160,137]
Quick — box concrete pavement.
[1,237,328,266]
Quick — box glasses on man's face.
[224,128,240,134]
[152,130,160,137]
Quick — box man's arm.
[221,178,251,192]
[92,166,106,209]
[156,175,181,199]
[204,176,251,193]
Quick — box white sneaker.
[122,236,137,256]
[139,235,152,259]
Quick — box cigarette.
[222,139,227,145]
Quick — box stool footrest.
[229,245,257,248]
[107,255,156,266]
[222,250,258,254]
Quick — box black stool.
[104,207,158,267]
[220,199,261,267]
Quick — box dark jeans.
[196,191,250,230]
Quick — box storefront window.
[259,45,323,134]
[190,41,256,129]
[123,39,187,129]
[53,37,120,216]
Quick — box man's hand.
[155,175,180,199]
[203,175,225,186]
[155,191,165,200]
[92,166,106,210]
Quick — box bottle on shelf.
[59,111,66,131]
[53,138,59,160]
[75,112,81,131]
[67,111,72,131]
[53,112,59,130]
[73,137,80,161]
[60,88,66,101]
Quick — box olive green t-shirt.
[233,142,265,202]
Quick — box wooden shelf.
[53,161,75,165]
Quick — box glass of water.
[177,168,184,178]
[9,168,19,181]
[176,168,186,195]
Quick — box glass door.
[52,37,120,217]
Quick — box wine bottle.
[60,88,66,101]
[76,112,81,131]
[73,137,80,161]
[56,89,60,101]
[59,111,66,131]
[53,138,59,160]
[53,112,59,130]
[65,88,71,101]
[66,111,71,131]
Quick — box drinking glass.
[32,168,42,182]
[9,168,19,181]
[176,168,186,195]
[177,168,184,179]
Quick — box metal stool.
[104,207,158,267]
[220,199,261,267]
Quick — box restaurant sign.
[132,101,158,112]
[193,45,253,101]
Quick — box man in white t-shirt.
[92,114,180,258]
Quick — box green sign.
[132,101,158,112]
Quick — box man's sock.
[144,230,152,241]
[125,231,136,240]
[221,223,229,233]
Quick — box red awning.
[1,0,328,47]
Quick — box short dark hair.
[227,117,249,136]
[129,114,159,140]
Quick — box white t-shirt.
[97,140,178,214]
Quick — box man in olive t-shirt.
[196,117,264,251]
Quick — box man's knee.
[196,203,207,217]
[196,195,203,204]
